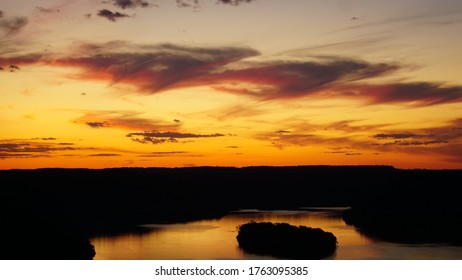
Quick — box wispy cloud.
[84,121,110,128]
[139,151,189,157]
[75,110,224,145]
[0,16,28,36]
[175,0,200,8]
[74,111,182,131]
[2,41,462,106]
[211,59,399,99]
[97,9,130,22]
[333,3,462,34]
[356,83,462,106]
[372,119,462,146]
[32,137,58,141]
[109,0,152,9]
[257,118,462,162]
[196,103,267,121]
[216,0,256,6]
[88,153,121,157]
[0,138,141,159]
[0,139,78,159]
[175,0,255,8]
[36,7,61,14]
[258,130,345,150]
[370,119,462,163]
[127,131,224,144]
[53,41,259,92]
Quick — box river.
[90,208,462,260]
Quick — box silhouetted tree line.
[236,222,337,259]
[343,169,462,245]
[1,202,95,260]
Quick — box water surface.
[91,208,462,260]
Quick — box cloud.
[258,118,462,162]
[370,119,462,163]
[372,119,462,147]
[103,0,256,10]
[176,0,199,8]
[199,104,266,121]
[0,53,44,67]
[0,16,28,36]
[139,151,188,157]
[0,138,139,159]
[32,137,58,141]
[325,146,361,156]
[0,140,78,159]
[74,111,182,131]
[373,133,450,146]
[2,41,462,106]
[8,64,20,72]
[88,153,121,157]
[357,83,462,106]
[127,131,224,144]
[53,41,259,93]
[209,59,399,99]
[256,122,360,149]
[373,133,431,140]
[175,0,255,8]
[85,121,110,128]
[53,42,397,99]
[97,9,130,22]
[36,7,60,14]
[110,0,151,9]
[333,4,462,34]
[217,0,256,6]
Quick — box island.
[236,222,337,259]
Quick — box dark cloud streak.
[217,0,256,6]
[211,60,399,99]
[175,0,255,8]
[53,42,259,93]
[139,151,188,157]
[85,121,110,128]
[0,138,137,159]
[97,9,130,22]
[362,83,462,106]
[111,0,151,9]
[176,0,199,8]
[127,131,224,144]
[89,153,121,157]
[0,141,78,159]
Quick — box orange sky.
[1,0,462,169]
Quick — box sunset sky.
[1,0,462,169]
